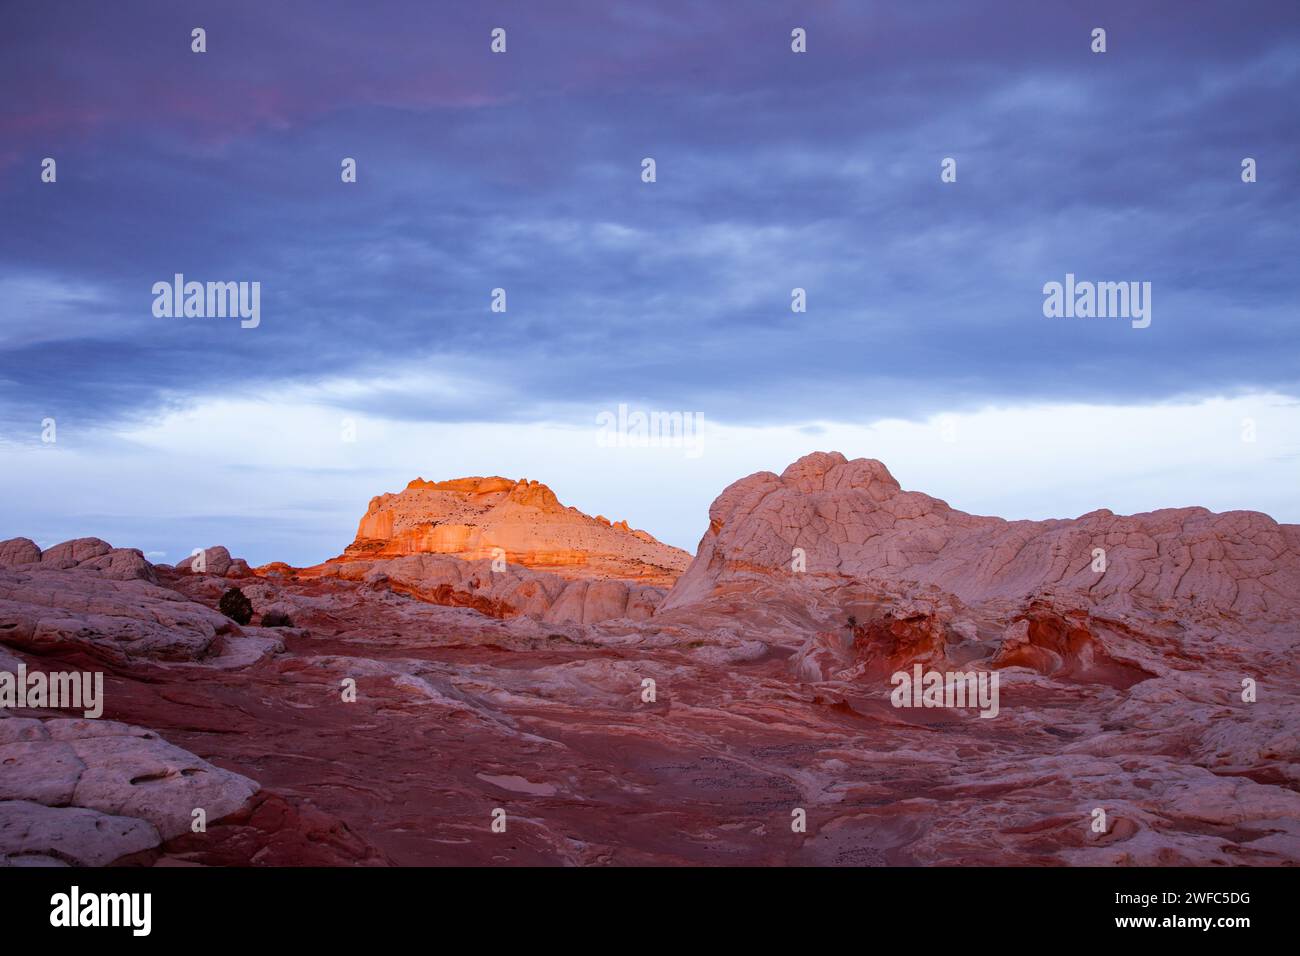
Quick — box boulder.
[0,538,41,568]
[0,717,257,864]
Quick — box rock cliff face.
[662,451,1300,619]
[341,475,689,587]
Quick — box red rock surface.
[2,453,1298,866]
[298,552,667,626]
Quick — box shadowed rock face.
[341,475,690,587]
[1,453,1298,866]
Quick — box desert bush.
[218,586,253,625]
[261,610,294,628]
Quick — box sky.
[1,0,1297,565]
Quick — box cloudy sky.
[1,0,1297,565]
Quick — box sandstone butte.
[336,474,690,588]
[1,451,1298,866]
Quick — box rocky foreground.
[2,453,1297,865]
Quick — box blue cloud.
[1,0,1297,438]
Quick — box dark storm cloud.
[1,0,1297,434]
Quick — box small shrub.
[261,610,294,628]
[218,587,253,625]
